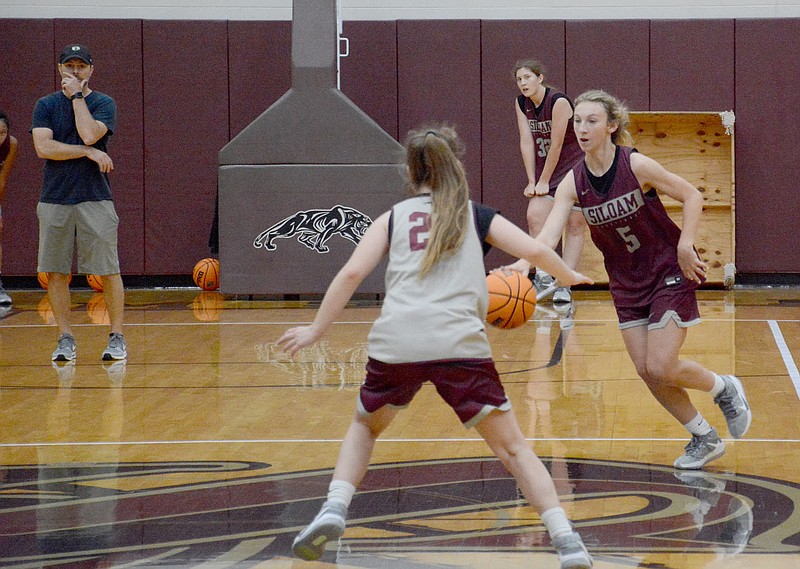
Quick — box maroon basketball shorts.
[359,357,511,429]
[616,282,701,331]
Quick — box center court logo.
[0,457,795,566]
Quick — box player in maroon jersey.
[504,60,586,304]
[538,89,752,470]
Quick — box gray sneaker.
[714,375,752,439]
[674,428,726,470]
[0,284,11,305]
[292,501,347,561]
[553,286,572,304]
[534,271,557,300]
[101,332,127,361]
[552,531,593,569]
[52,334,77,362]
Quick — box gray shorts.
[37,201,121,275]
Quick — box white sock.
[327,479,356,507]
[683,413,713,436]
[709,373,726,397]
[541,507,573,539]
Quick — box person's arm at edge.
[487,179,591,288]
[516,101,537,196]
[535,96,572,190]
[630,152,707,282]
[32,127,114,173]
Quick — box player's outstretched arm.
[487,214,592,288]
[277,211,390,357]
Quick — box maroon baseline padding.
[340,20,400,141]
[228,21,292,139]
[143,20,229,275]
[734,19,800,274]
[0,20,54,275]
[566,20,650,110]
[397,20,482,199]
[650,20,734,111]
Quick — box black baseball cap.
[59,44,93,65]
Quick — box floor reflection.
[0,457,776,567]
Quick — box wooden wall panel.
[565,20,650,110]
[0,20,54,275]
[650,20,734,112]
[228,21,291,139]
[341,20,399,141]
[397,20,482,198]
[55,19,145,275]
[735,19,800,274]
[480,20,566,269]
[142,20,229,274]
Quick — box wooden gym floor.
[1,286,799,568]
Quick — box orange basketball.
[86,274,104,292]
[37,272,72,290]
[193,258,220,291]
[486,271,537,329]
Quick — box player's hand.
[86,148,114,173]
[277,325,321,357]
[569,271,594,286]
[522,182,537,197]
[492,259,531,277]
[678,246,707,284]
[560,270,593,288]
[533,180,550,196]
[60,71,85,99]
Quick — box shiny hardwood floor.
[1,286,799,568]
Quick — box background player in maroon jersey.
[538,89,752,470]
[504,60,586,304]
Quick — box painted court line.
[3,317,800,329]
[1,437,797,448]
[769,319,800,399]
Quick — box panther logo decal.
[253,205,373,253]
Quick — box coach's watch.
[70,92,84,100]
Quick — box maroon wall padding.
[341,21,399,141]
[480,20,567,269]
[735,19,800,273]
[0,20,54,275]
[55,19,146,275]
[228,20,291,139]
[142,20,229,274]
[397,20,482,198]
[565,20,650,110]
[650,20,734,111]
[1,18,799,279]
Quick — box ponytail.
[404,126,470,277]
